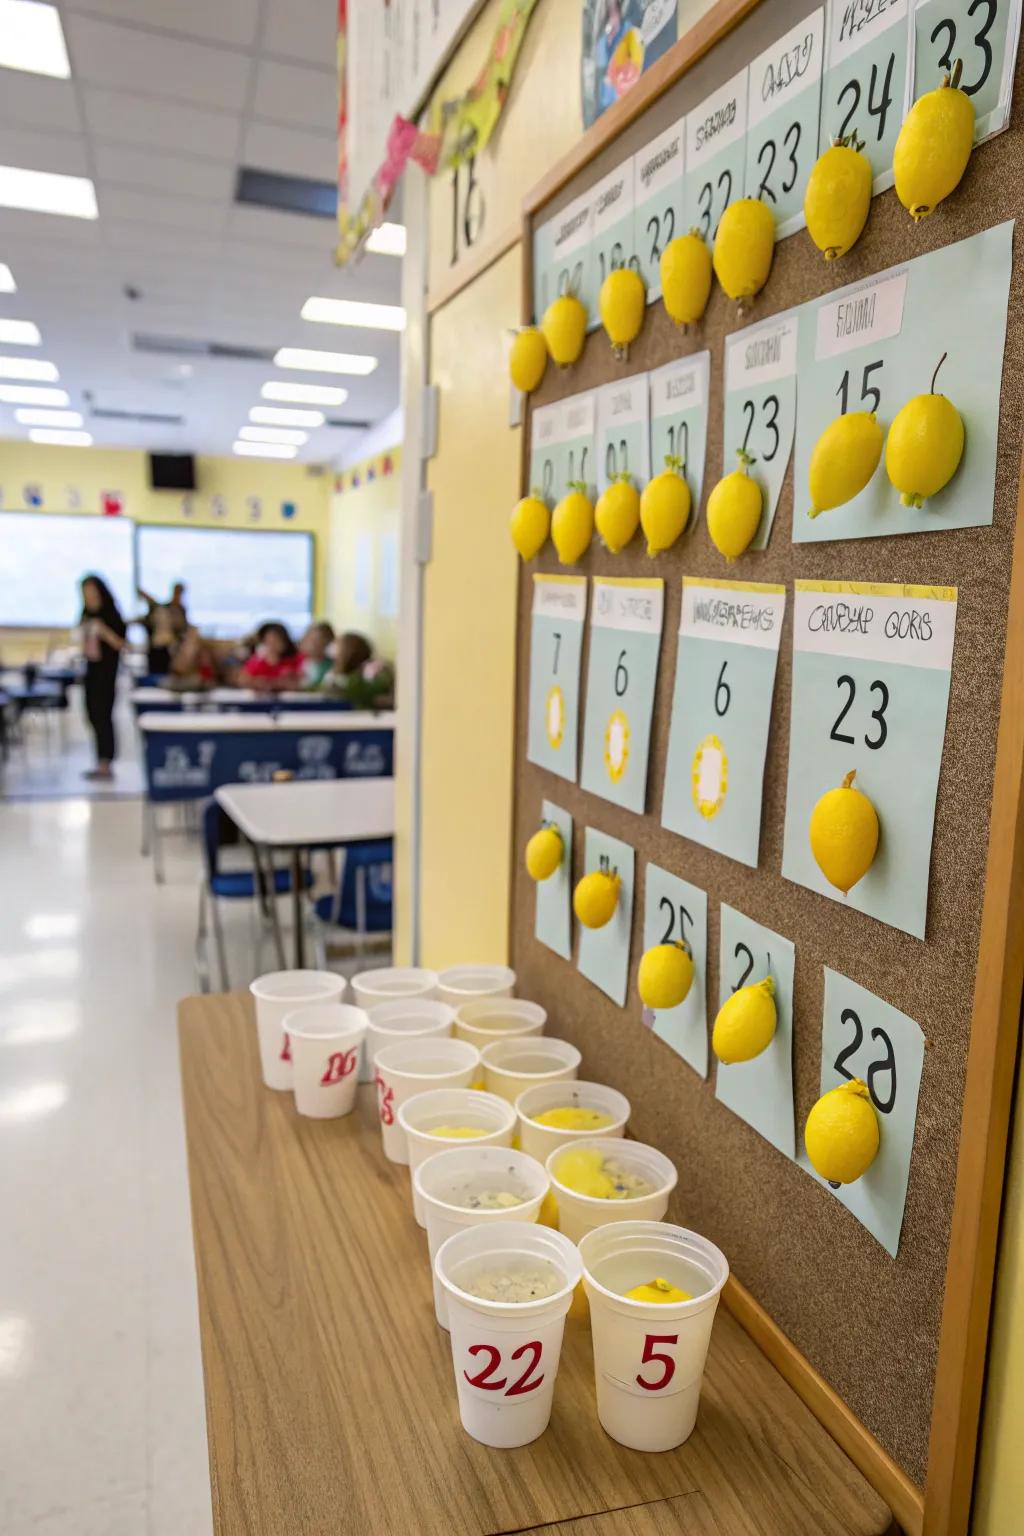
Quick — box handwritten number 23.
[830,675,888,750]
[931,0,996,96]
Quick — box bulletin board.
[509,2,1024,1532]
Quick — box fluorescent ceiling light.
[0,318,40,345]
[0,355,57,380]
[366,222,406,257]
[0,166,98,219]
[261,381,347,406]
[15,407,81,426]
[28,428,91,445]
[300,296,405,331]
[239,426,307,445]
[0,264,15,293]
[233,440,297,460]
[0,383,67,404]
[273,346,377,377]
[249,405,324,427]
[0,1,71,79]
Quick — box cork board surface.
[511,14,1024,1490]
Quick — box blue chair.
[312,838,393,966]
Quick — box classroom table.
[131,686,353,714]
[178,992,895,1536]
[214,776,395,967]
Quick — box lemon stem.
[664,454,685,475]
[930,351,948,394]
[735,448,756,471]
[949,58,963,90]
[842,769,857,790]
[567,479,587,495]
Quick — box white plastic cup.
[365,998,455,1086]
[373,1038,480,1165]
[546,1137,678,1244]
[453,998,546,1049]
[398,1089,517,1227]
[249,970,346,1091]
[436,964,515,1009]
[414,1146,550,1327]
[481,1036,581,1105]
[435,1221,583,1448]
[579,1221,729,1451]
[516,1081,630,1164]
[350,967,439,1081]
[284,1003,368,1119]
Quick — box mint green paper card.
[722,311,798,549]
[580,578,665,814]
[793,223,1013,544]
[577,827,635,1006]
[715,905,796,1158]
[588,161,637,331]
[911,0,1021,140]
[535,801,572,959]
[538,190,595,323]
[526,576,588,781]
[529,401,565,508]
[561,390,597,500]
[819,0,911,191]
[642,864,708,1078]
[532,217,554,323]
[686,67,749,241]
[799,969,925,1257]
[662,578,786,867]
[649,354,710,532]
[781,580,957,938]
[596,374,651,496]
[745,10,826,237]
[633,117,687,300]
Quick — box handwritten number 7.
[552,631,561,674]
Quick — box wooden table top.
[178,993,894,1536]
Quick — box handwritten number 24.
[837,54,895,143]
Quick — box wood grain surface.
[178,992,892,1536]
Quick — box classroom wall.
[326,447,401,661]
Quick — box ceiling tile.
[82,88,241,160]
[226,203,337,253]
[97,187,229,234]
[60,0,260,49]
[91,143,234,201]
[0,126,91,178]
[64,16,252,114]
[241,120,335,181]
[252,59,337,132]
[261,0,335,66]
[0,209,102,245]
[0,71,82,133]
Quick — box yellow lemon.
[626,1277,692,1303]
[640,456,691,555]
[707,451,762,559]
[595,474,640,553]
[541,292,588,367]
[804,1079,880,1184]
[660,230,712,327]
[538,1189,560,1228]
[804,136,873,260]
[712,976,776,1064]
[525,824,563,882]
[553,1146,617,1197]
[885,353,965,508]
[637,943,694,1011]
[551,481,594,565]
[573,863,620,929]
[599,266,646,356]
[894,63,975,221]
[508,327,548,393]
[808,412,884,518]
[510,492,550,558]
[809,769,879,893]
[713,198,775,307]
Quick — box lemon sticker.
[604,709,630,783]
[691,734,728,818]
[545,684,565,750]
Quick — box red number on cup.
[280,1032,291,1062]
[320,1049,358,1086]
[374,1070,395,1126]
[506,1340,544,1396]
[464,1343,507,1391]
[463,1341,544,1395]
[636,1333,678,1392]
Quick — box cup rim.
[481,1037,581,1079]
[282,1002,369,1042]
[456,998,546,1028]
[250,969,344,1002]
[397,1088,516,1138]
[351,966,438,996]
[374,1038,480,1080]
[437,963,516,997]
[367,999,455,1031]
[578,1220,729,1311]
[413,1145,549,1215]
[516,1079,631,1130]
[434,1220,582,1314]
[545,1137,678,1207]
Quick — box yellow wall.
[327,447,401,661]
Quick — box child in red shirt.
[241,622,303,690]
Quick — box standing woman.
[79,574,127,780]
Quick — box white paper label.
[533,575,588,622]
[599,376,648,429]
[815,270,908,359]
[531,401,565,453]
[591,162,635,236]
[564,391,596,439]
[680,579,787,650]
[828,0,909,67]
[552,191,593,259]
[726,312,799,390]
[592,579,665,634]
[650,354,708,416]
[634,117,686,199]
[793,582,958,668]
[748,10,826,129]
[688,68,749,165]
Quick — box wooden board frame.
[510,5,1024,1534]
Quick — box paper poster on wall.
[793,222,1013,543]
[633,117,687,300]
[648,353,710,528]
[782,580,957,938]
[529,400,566,507]
[800,969,926,1257]
[722,309,798,549]
[581,0,679,129]
[354,532,374,609]
[577,826,635,1006]
[535,801,573,960]
[910,0,1022,141]
[662,578,786,867]
[527,575,588,781]
[819,0,911,191]
[745,9,825,237]
[562,390,598,500]
[643,864,708,1077]
[588,161,638,331]
[686,67,749,241]
[580,577,664,814]
[533,190,594,325]
[715,905,796,1158]
[596,373,651,496]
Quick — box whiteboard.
[135,525,314,638]
[0,512,136,627]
